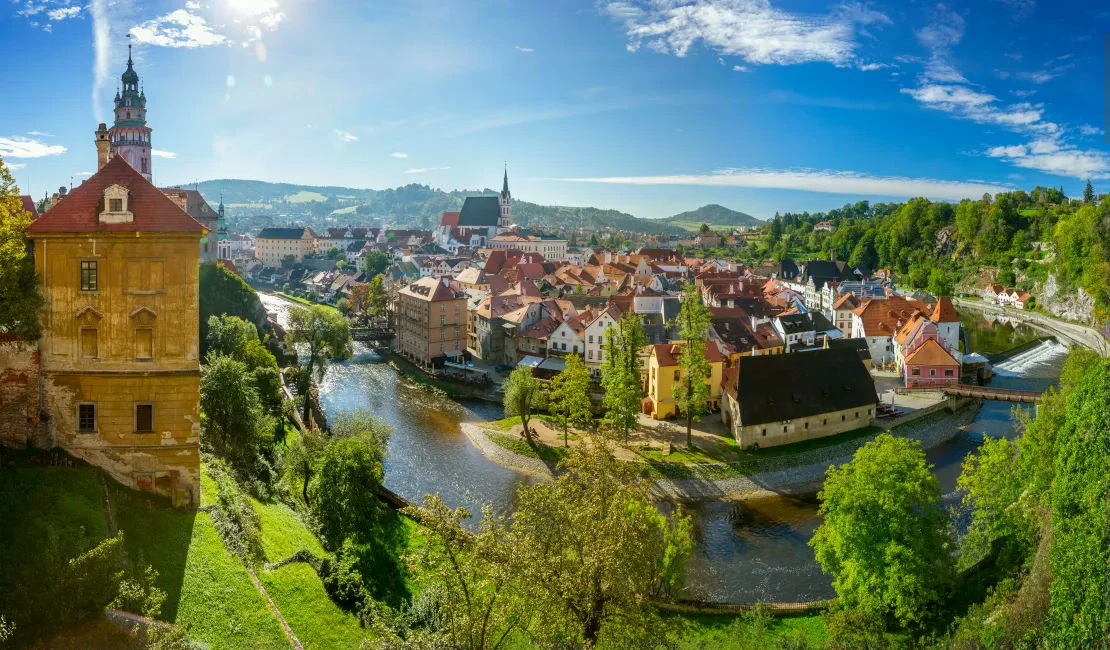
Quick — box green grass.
[109,482,290,649]
[669,611,826,648]
[276,292,341,314]
[487,431,571,466]
[251,497,368,647]
[484,414,558,431]
[284,190,328,203]
[330,205,358,215]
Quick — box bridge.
[901,384,1043,403]
[350,327,393,343]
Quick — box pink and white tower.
[109,44,153,181]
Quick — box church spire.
[500,163,510,200]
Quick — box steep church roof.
[26,155,205,235]
[457,196,501,227]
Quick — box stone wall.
[0,340,42,448]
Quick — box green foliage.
[327,245,341,259]
[206,314,259,359]
[288,304,351,423]
[363,250,389,276]
[198,263,267,355]
[509,439,694,647]
[318,539,370,610]
[548,353,593,446]
[810,433,955,630]
[502,366,543,440]
[673,284,713,448]
[1045,358,1110,646]
[200,354,275,471]
[281,253,296,268]
[206,457,264,562]
[309,410,392,550]
[0,156,43,341]
[601,311,649,440]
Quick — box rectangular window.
[930,369,936,377]
[911,368,921,376]
[588,351,593,359]
[80,328,98,358]
[589,335,594,343]
[136,328,153,359]
[944,369,953,377]
[80,261,98,291]
[78,403,96,432]
[109,198,123,212]
[135,403,154,433]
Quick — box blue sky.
[2,0,1107,219]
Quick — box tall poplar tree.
[672,284,712,448]
[600,311,647,440]
[548,353,593,446]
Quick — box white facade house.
[583,305,622,375]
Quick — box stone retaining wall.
[461,423,555,480]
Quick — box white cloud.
[391,152,409,158]
[405,167,451,174]
[555,167,1012,201]
[857,62,889,71]
[515,45,534,53]
[992,147,1110,179]
[604,0,889,67]
[901,84,1048,130]
[334,129,358,143]
[47,5,80,20]
[151,149,177,159]
[987,145,1027,158]
[130,10,227,48]
[0,135,67,158]
[732,65,748,72]
[1079,124,1105,137]
[8,163,26,171]
[26,130,55,137]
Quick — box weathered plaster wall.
[0,340,41,448]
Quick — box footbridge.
[940,384,1042,403]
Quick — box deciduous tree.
[548,353,592,446]
[288,305,351,424]
[200,354,275,468]
[600,311,647,440]
[673,285,712,448]
[810,433,954,630]
[0,157,42,342]
[503,366,542,441]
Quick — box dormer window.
[100,184,134,224]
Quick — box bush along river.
[260,293,1068,604]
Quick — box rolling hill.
[658,204,762,231]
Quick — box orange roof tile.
[905,338,959,366]
[929,296,960,323]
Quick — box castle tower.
[109,44,153,181]
[498,165,511,231]
[95,123,111,169]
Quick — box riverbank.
[463,398,981,502]
[954,297,1109,356]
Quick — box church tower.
[498,165,511,231]
[109,44,153,181]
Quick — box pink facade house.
[896,320,959,387]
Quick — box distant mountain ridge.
[659,204,762,228]
[187,178,689,234]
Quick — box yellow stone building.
[644,342,726,420]
[25,154,206,505]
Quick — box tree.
[401,495,529,650]
[287,305,351,424]
[600,311,648,440]
[548,354,592,447]
[1082,179,1094,204]
[282,425,327,506]
[508,440,693,647]
[336,297,350,315]
[327,245,341,259]
[1045,358,1110,646]
[956,435,1030,569]
[673,285,713,448]
[281,254,296,269]
[810,433,954,630]
[0,157,43,342]
[200,354,275,469]
[199,263,268,355]
[309,409,392,549]
[699,223,711,233]
[503,366,542,442]
[205,314,258,359]
[363,249,389,276]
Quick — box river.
[259,292,1068,603]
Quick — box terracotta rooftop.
[905,338,959,366]
[26,156,205,235]
[851,296,926,337]
[929,296,960,323]
[651,341,726,367]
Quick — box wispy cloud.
[985,139,1110,179]
[732,65,748,72]
[515,45,534,53]
[0,135,67,158]
[391,152,409,159]
[26,130,55,137]
[8,163,27,171]
[151,149,177,159]
[1079,124,1105,137]
[130,10,227,48]
[405,166,451,174]
[604,0,890,68]
[334,129,359,143]
[47,5,80,20]
[555,168,1012,201]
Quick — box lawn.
[669,611,826,649]
[284,190,328,203]
[275,292,341,315]
[488,431,571,466]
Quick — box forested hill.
[190,179,687,234]
[661,204,762,229]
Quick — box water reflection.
[258,293,1067,603]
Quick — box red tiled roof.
[19,195,39,220]
[905,338,959,366]
[26,156,205,234]
[651,342,725,367]
[929,296,960,323]
[440,211,460,227]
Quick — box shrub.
[206,458,264,562]
[318,539,369,611]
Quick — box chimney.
[95,123,110,169]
